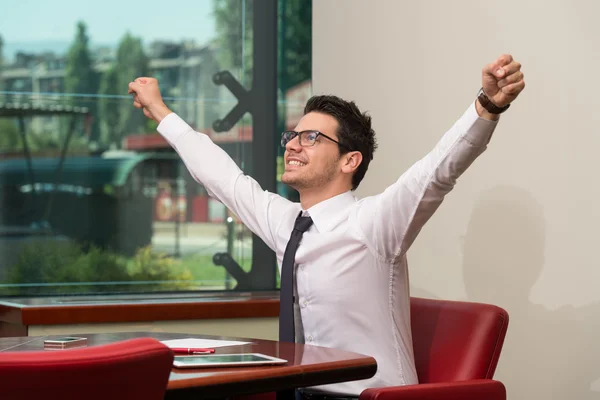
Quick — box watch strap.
[477,88,510,114]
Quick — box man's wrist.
[475,99,500,121]
[150,103,172,123]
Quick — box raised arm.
[128,78,291,251]
[356,54,525,261]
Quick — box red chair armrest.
[359,380,506,400]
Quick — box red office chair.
[0,337,174,400]
[359,297,509,400]
[239,297,509,400]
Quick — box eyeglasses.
[281,130,352,151]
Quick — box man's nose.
[285,134,302,152]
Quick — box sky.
[0,0,222,60]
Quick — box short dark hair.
[304,95,377,190]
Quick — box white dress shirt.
[157,102,498,396]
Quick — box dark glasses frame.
[280,130,353,151]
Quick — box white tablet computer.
[173,353,287,368]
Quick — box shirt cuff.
[157,113,193,143]
[462,101,499,147]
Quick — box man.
[128,53,525,397]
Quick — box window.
[0,0,312,296]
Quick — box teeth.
[288,160,306,166]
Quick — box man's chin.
[281,174,301,189]
[281,176,294,186]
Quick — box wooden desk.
[0,292,280,337]
[0,331,377,399]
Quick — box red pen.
[171,347,215,354]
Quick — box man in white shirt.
[128,53,525,398]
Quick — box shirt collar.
[303,191,356,233]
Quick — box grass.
[173,253,253,289]
[0,239,276,296]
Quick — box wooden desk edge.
[166,357,378,398]
[0,298,280,325]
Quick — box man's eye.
[306,132,318,141]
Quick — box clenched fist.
[481,54,525,109]
[128,77,172,123]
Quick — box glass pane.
[0,0,312,297]
[0,0,256,295]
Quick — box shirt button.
[307,335,313,342]
[301,300,308,308]
[300,265,305,271]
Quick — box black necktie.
[279,213,313,343]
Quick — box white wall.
[313,1,600,398]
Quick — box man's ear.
[341,151,363,174]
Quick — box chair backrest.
[0,337,174,400]
[410,297,509,384]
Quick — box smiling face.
[281,111,345,191]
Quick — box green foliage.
[278,0,312,91]
[64,21,100,140]
[127,246,194,291]
[96,32,149,148]
[116,33,149,138]
[211,0,312,91]
[64,22,97,96]
[0,33,4,91]
[98,66,121,147]
[0,122,89,153]
[144,118,158,132]
[0,120,21,151]
[1,241,193,296]
[213,0,254,86]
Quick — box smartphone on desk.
[44,337,88,350]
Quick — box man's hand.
[477,54,525,120]
[128,77,172,123]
